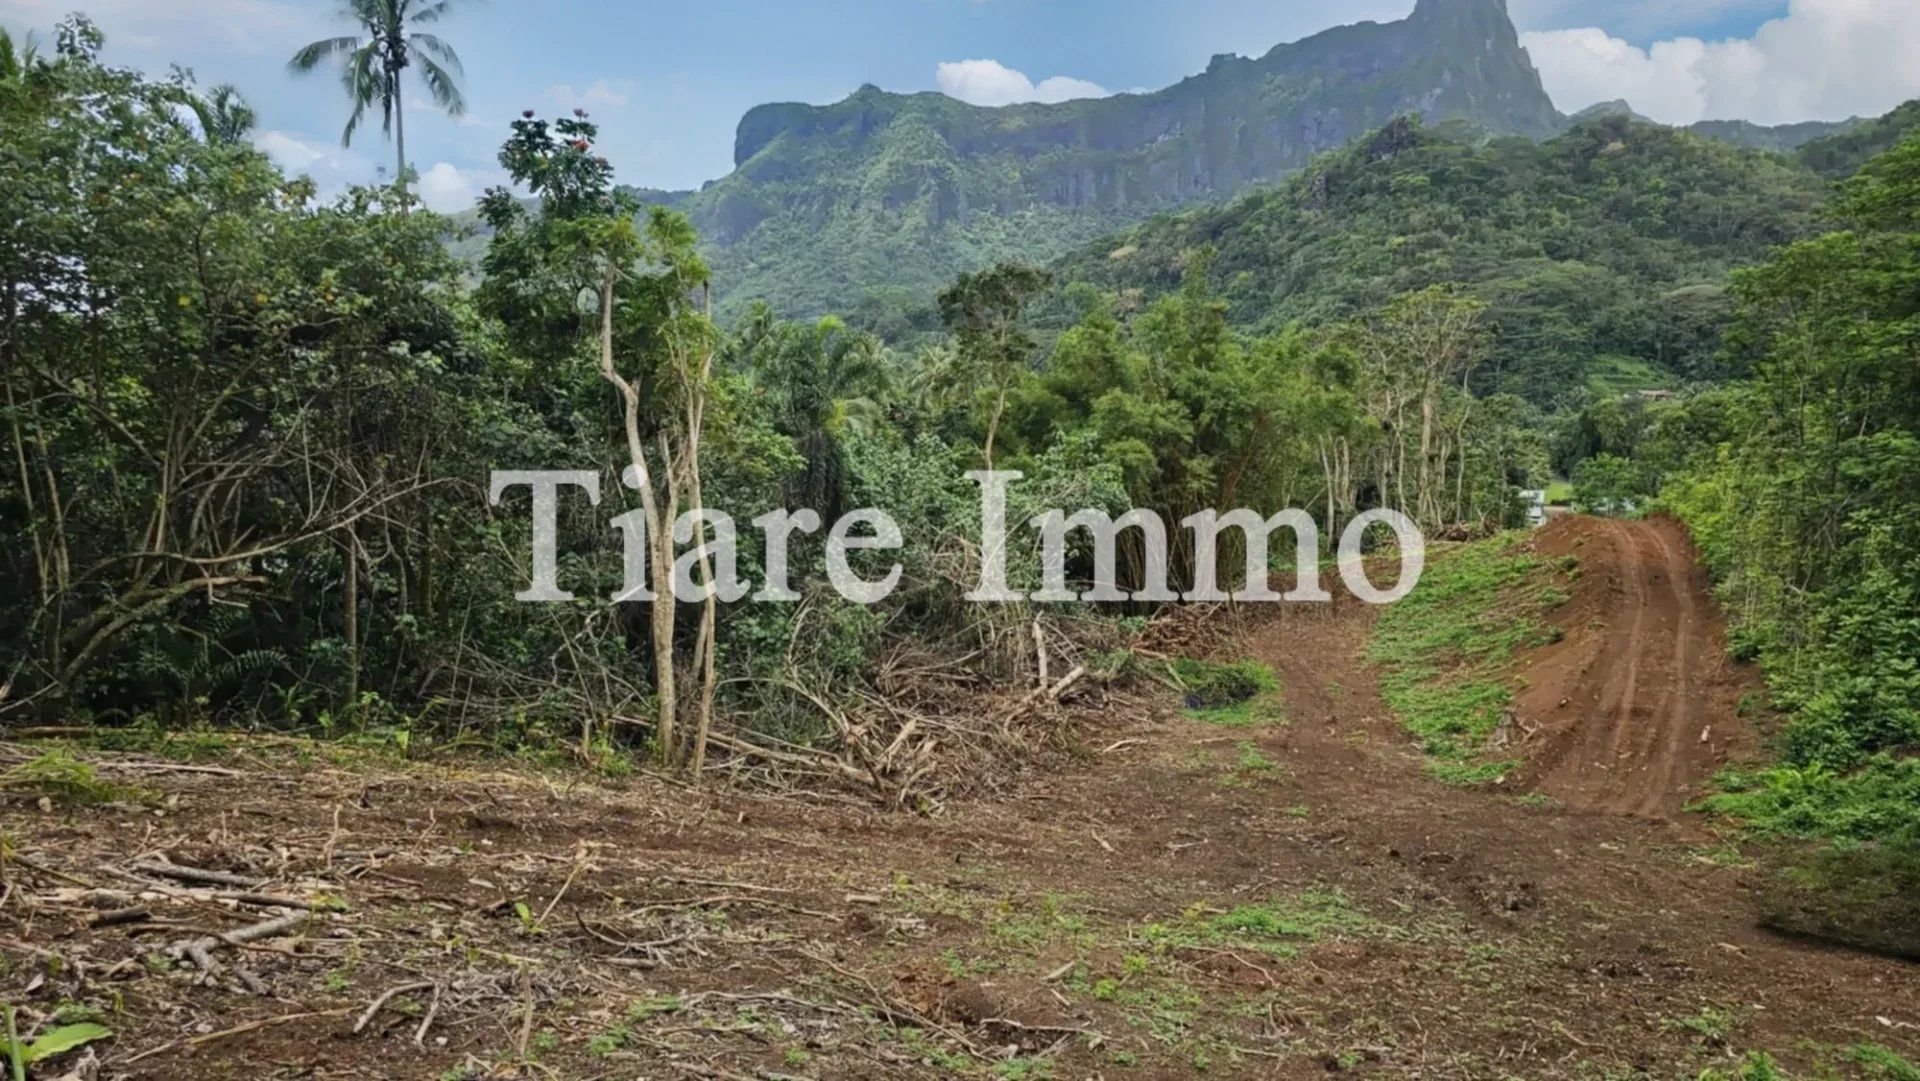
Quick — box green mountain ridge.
[449,0,1910,320]
[1040,113,1830,403]
[652,0,1563,316]
[1686,115,1856,152]
[1792,98,1920,176]
[1569,99,1854,150]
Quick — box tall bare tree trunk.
[344,531,359,712]
[596,270,677,763]
[392,66,407,203]
[1394,396,1410,517]
[1418,392,1437,527]
[983,386,1007,472]
[1319,440,1339,540]
[685,291,720,776]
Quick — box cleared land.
[1,516,1914,1079]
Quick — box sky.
[2,0,1916,213]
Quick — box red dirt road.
[1518,516,1757,817]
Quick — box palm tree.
[0,28,23,84]
[0,27,40,88]
[191,84,257,145]
[288,0,469,193]
[735,307,892,519]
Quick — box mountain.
[1042,114,1830,404]
[651,0,1562,317]
[1793,98,1920,177]
[1571,100,1658,125]
[1686,117,1854,152]
[1570,98,1872,155]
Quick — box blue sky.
[3,0,1915,212]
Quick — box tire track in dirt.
[1516,516,1750,818]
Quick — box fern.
[207,647,289,687]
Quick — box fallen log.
[130,859,267,890]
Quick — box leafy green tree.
[288,0,470,193]
[730,306,891,519]
[1669,133,1920,845]
[481,109,740,771]
[1570,454,1643,515]
[937,261,1049,470]
[1345,287,1491,529]
[0,22,478,722]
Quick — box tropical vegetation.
[2,12,1917,872]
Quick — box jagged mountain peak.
[1573,99,1657,124]
[675,0,1564,316]
[1410,0,1514,27]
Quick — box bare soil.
[1518,516,1758,817]
[3,515,1915,1079]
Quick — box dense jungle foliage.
[1,18,1916,857]
[1041,115,1830,405]
[1615,139,1920,848]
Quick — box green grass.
[1428,759,1519,787]
[995,1058,1053,1080]
[1060,892,1376,1057]
[1218,740,1286,788]
[1696,1051,1788,1081]
[1852,1044,1920,1081]
[1662,1005,1745,1043]
[1586,354,1676,396]
[1137,889,1374,961]
[0,750,146,806]
[987,894,1094,951]
[1187,696,1286,728]
[1170,657,1277,706]
[1172,657,1285,727]
[1368,534,1565,784]
[1703,758,1920,850]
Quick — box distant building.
[1519,489,1547,528]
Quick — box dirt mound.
[1513,515,1759,817]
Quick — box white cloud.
[935,59,1108,107]
[255,132,498,211]
[252,129,385,199]
[253,130,324,170]
[0,0,325,54]
[1522,0,1920,126]
[543,78,635,113]
[255,130,348,175]
[416,161,495,213]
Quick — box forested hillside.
[1043,115,1829,403]
[1795,98,1920,178]
[448,0,1862,323]
[652,0,1561,317]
